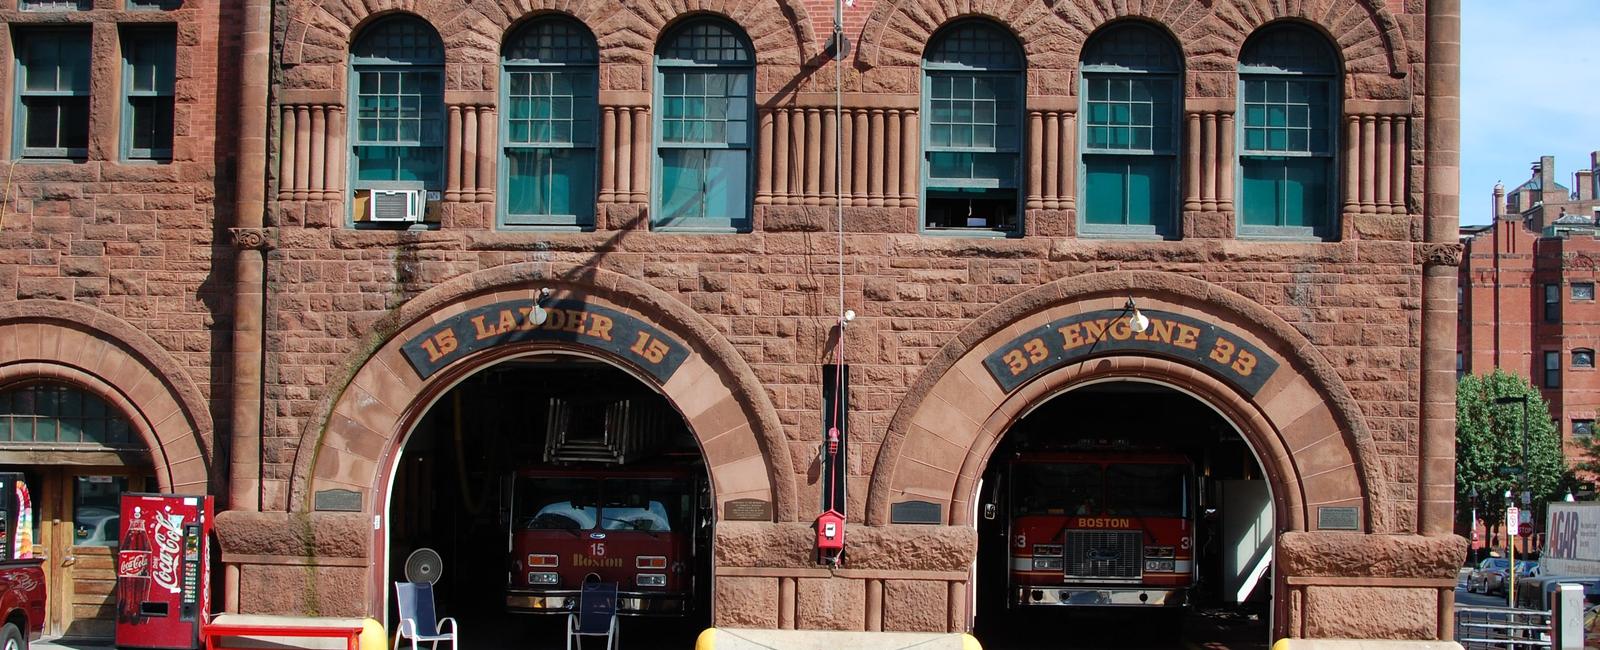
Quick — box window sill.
[921,228,1018,239]
[648,225,749,234]
[498,223,594,233]
[1076,227,1172,242]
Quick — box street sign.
[1519,522,1533,537]
[1507,506,1521,528]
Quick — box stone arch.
[288,262,796,522]
[855,0,1068,72]
[0,300,215,492]
[866,270,1387,533]
[856,0,1411,79]
[279,0,818,73]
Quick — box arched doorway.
[280,271,793,628]
[382,349,714,645]
[0,301,215,640]
[870,271,1383,641]
[969,378,1277,648]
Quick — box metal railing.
[1455,605,1553,649]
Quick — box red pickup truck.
[0,557,45,650]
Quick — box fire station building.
[0,0,1468,645]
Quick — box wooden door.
[55,472,147,640]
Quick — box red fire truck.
[1000,450,1195,609]
[503,465,708,616]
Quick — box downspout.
[1423,0,1462,640]
[227,0,273,613]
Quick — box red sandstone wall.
[260,0,1435,531]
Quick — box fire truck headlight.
[636,574,667,588]
[528,572,560,585]
[1032,558,1063,570]
[1143,559,1176,573]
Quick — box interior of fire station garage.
[384,352,712,647]
[970,381,1274,649]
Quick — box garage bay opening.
[973,381,1274,649]
[386,354,711,649]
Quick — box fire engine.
[996,449,1196,608]
[503,464,709,616]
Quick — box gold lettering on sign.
[1209,337,1237,365]
[1081,319,1109,343]
[1003,349,1027,376]
[588,314,614,341]
[418,329,458,363]
[1171,323,1201,350]
[1058,323,1085,351]
[1232,349,1257,376]
[1024,338,1048,364]
[1137,319,1175,344]
[631,332,670,364]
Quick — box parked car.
[1491,560,1541,596]
[1512,575,1600,610]
[0,556,46,650]
[1468,558,1510,594]
[1504,561,1543,598]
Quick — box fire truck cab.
[504,464,709,616]
[992,450,1196,609]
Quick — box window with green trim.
[13,28,91,160]
[1238,23,1338,238]
[20,0,88,10]
[0,384,136,446]
[1079,22,1179,238]
[653,19,754,231]
[501,18,598,228]
[121,27,177,161]
[922,21,1023,234]
[349,16,445,216]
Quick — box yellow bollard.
[359,618,388,650]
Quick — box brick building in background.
[1459,154,1600,460]
[0,0,234,639]
[0,0,1469,645]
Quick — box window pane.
[658,149,709,225]
[73,476,127,548]
[505,148,595,224]
[1574,283,1596,301]
[1241,157,1329,231]
[1084,156,1172,227]
[656,149,746,227]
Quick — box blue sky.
[1461,0,1600,224]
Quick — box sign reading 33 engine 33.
[401,299,689,383]
[982,309,1280,395]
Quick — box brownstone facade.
[0,0,1468,642]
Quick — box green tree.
[1455,369,1565,544]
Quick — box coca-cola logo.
[150,514,183,594]
[117,550,150,578]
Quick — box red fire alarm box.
[816,509,845,552]
[115,493,214,650]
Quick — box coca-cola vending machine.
[114,493,213,650]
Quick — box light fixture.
[1125,297,1149,334]
[529,287,551,326]
[1565,490,1576,502]
[843,309,856,323]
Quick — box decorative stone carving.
[1418,243,1463,268]
[230,228,276,251]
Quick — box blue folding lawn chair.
[394,582,459,650]
[566,577,618,650]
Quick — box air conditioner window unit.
[369,189,422,222]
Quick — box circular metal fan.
[404,548,444,585]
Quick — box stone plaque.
[982,309,1280,396]
[1317,506,1360,531]
[723,498,772,522]
[889,500,943,525]
[314,489,363,512]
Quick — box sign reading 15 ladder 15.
[981,309,1280,396]
[400,299,691,384]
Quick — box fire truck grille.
[1064,530,1142,579]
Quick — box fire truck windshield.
[1103,464,1187,518]
[516,476,689,533]
[1010,461,1189,518]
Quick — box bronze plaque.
[1317,506,1360,531]
[890,500,943,525]
[723,498,772,522]
[314,488,363,512]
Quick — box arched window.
[349,15,445,223]
[1573,348,1595,369]
[921,20,1025,234]
[653,18,754,231]
[0,383,135,446]
[501,17,600,228]
[1079,22,1181,238]
[1237,23,1338,238]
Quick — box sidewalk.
[34,638,112,650]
